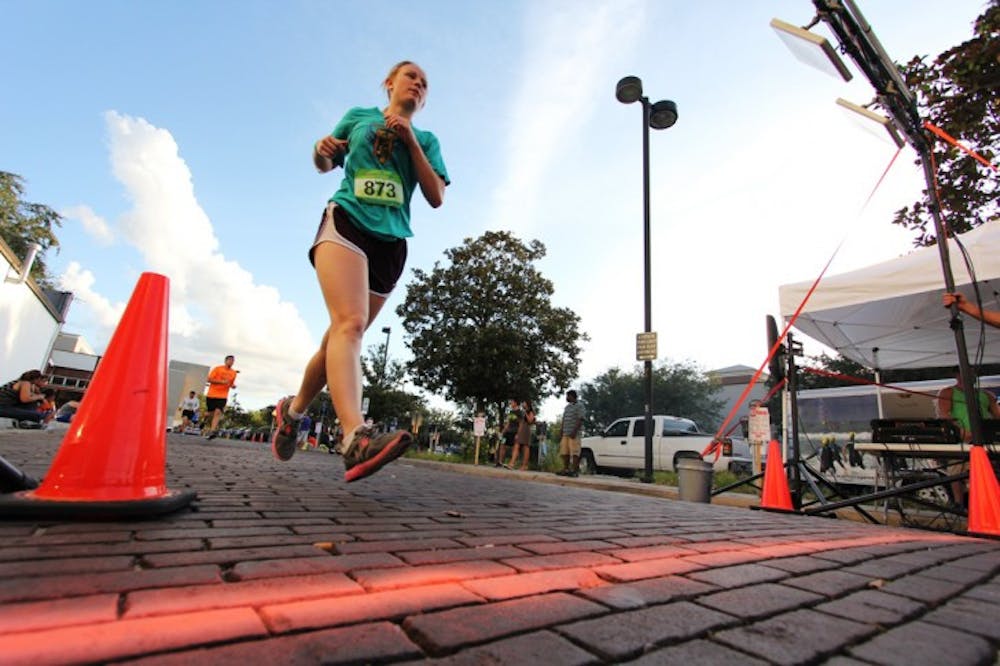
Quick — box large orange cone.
[760,439,794,511]
[0,273,195,518]
[967,445,1000,538]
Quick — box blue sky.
[2,0,988,419]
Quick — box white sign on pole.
[749,406,770,444]
[473,415,486,437]
[636,332,657,361]
[749,404,770,475]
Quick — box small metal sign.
[636,332,657,361]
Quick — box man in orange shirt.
[205,355,237,440]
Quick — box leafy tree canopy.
[797,353,875,390]
[397,230,586,424]
[360,342,425,426]
[894,0,999,245]
[0,171,62,287]
[799,352,1000,389]
[579,361,724,433]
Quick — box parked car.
[580,415,751,475]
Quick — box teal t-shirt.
[328,106,449,240]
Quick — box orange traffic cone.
[759,439,794,511]
[0,273,195,518]
[968,445,1000,538]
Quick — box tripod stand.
[760,331,880,523]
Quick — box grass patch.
[635,469,758,495]
[406,450,464,464]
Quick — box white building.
[707,364,770,430]
[0,237,72,382]
[167,360,210,429]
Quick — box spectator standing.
[498,399,520,468]
[510,400,536,471]
[205,355,238,440]
[297,413,313,449]
[557,390,585,476]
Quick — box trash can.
[676,458,714,503]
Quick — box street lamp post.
[616,76,678,484]
[380,326,391,383]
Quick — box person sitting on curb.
[0,370,48,427]
[54,400,81,424]
[36,389,57,424]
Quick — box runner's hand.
[383,112,416,146]
[316,136,348,159]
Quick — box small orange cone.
[968,445,1000,538]
[760,439,794,511]
[0,273,195,518]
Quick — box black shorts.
[206,397,227,413]
[503,431,516,446]
[181,409,195,419]
[310,203,407,297]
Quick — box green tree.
[798,353,875,389]
[893,1,999,245]
[0,171,62,287]
[360,342,425,426]
[222,402,254,429]
[579,361,724,432]
[798,351,1000,388]
[396,231,586,424]
[362,341,407,391]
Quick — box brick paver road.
[1,430,998,665]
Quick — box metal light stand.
[786,333,804,509]
[787,333,881,521]
[717,332,880,522]
[813,0,984,444]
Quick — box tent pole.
[873,348,884,420]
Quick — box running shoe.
[341,427,412,483]
[271,396,299,462]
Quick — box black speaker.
[766,315,785,382]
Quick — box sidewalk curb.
[401,458,759,508]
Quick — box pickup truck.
[579,415,751,475]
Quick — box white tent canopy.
[779,221,1000,370]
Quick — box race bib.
[354,169,404,207]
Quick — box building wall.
[168,361,210,428]
[47,349,102,404]
[707,366,769,432]
[0,240,62,381]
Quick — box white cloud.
[487,0,647,235]
[57,112,317,408]
[61,204,115,245]
[57,261,125,328]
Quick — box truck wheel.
[579,450,598,475]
